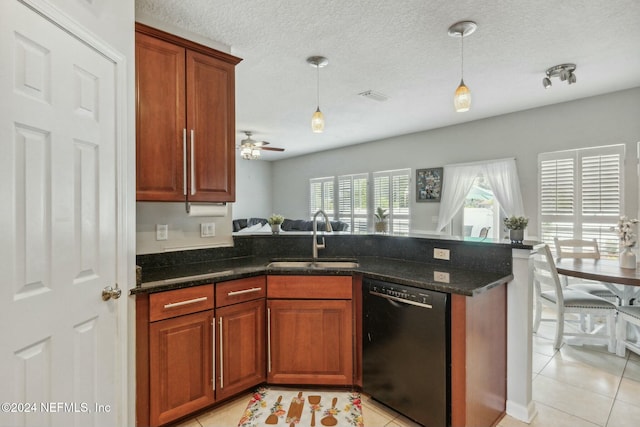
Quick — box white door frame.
[17,0,133,424]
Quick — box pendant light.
[307,56,328,133]
[448,21,477,112]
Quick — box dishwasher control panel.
[368,280,437,306]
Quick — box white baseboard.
[506,400,537,423]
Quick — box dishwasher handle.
[369,290,433,309]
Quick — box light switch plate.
[156,224,168,241]
[200,222,215,237]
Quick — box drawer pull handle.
[227,287,262,297]
[267,307,271,373]
[163,296,208,309]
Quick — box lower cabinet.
[149,310,215,426]
[137,278,266,427]
[267,275,353,385]
[215,298,266,400]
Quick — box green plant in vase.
[504,216,528,243]
[268,214,284,234]
[375,207,389,233]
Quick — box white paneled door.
[0,1,123,426]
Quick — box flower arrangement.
[267,214,284,225]
[503,216,529,230]
[614,215,639,248]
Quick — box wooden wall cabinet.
[267,275,353,385]
[135,23,241,203]
[215,277,266,400]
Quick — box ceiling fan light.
[454,80,471,112]
[311,107,325,133]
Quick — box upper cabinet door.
[136,33,186,201]
[186,50,236,202]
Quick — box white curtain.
[436,158,524,233]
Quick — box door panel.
[186,50,235,202]
[216,299,265,399]
[0,1,119,426]
[135,33,186,201]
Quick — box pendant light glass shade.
[307,56,328,133]
[454,79,471,112]
[311,107,325,133]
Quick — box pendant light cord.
[460,31,464,80]
[316,64,321,108]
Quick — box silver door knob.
[102,285,122,301]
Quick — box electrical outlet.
[433,271,450,283]
[156,224,168,241]
[200,222,216,237]
[433,248,450,260]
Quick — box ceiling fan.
[238,131,284,160]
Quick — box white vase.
[619,247,637,269]
[509,229,524,244]
[271,223,281,235]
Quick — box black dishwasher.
[362,278,450,427]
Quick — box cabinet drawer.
[216,276,266,307]
[149,285,214,322]
[267,275,352,299]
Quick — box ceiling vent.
[358,90,389,102]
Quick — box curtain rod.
[444,157,516,168]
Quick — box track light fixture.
[542,63,577,89]
[307,56,328,133]
[448,20,477,112]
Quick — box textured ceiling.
[136,0,640,160]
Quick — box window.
[463,175,501,238]
[309,177,334,219]
[539,145,623,257]
[338,174,368,234]
[373,169,410,235]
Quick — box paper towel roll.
[188,203,227,217]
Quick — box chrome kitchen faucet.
[312,209,332,260]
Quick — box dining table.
[555,257,640,304]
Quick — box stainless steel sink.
[267,260,359,269]
[312,261,359,268]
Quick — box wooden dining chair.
[616,305,640,357]
[531,244,617,352]
[553,237,618,302]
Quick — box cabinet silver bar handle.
[369,291,433,309]
[182,129,187,196]
[190,129,196,195]
[227,287,262,296]
[267,307,272,373]
[163,296,207,309]
[219,317,224,389]
[212,316,215,390]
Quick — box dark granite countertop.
[132,255,513,297]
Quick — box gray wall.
[270,88,640,238]
[138,88,640,252]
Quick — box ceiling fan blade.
[260,146,285,152]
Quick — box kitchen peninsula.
[133,233,515,427]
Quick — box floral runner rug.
[238,386,364,427]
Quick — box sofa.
[233,217,349,232]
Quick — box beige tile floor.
[175,320,640,427]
